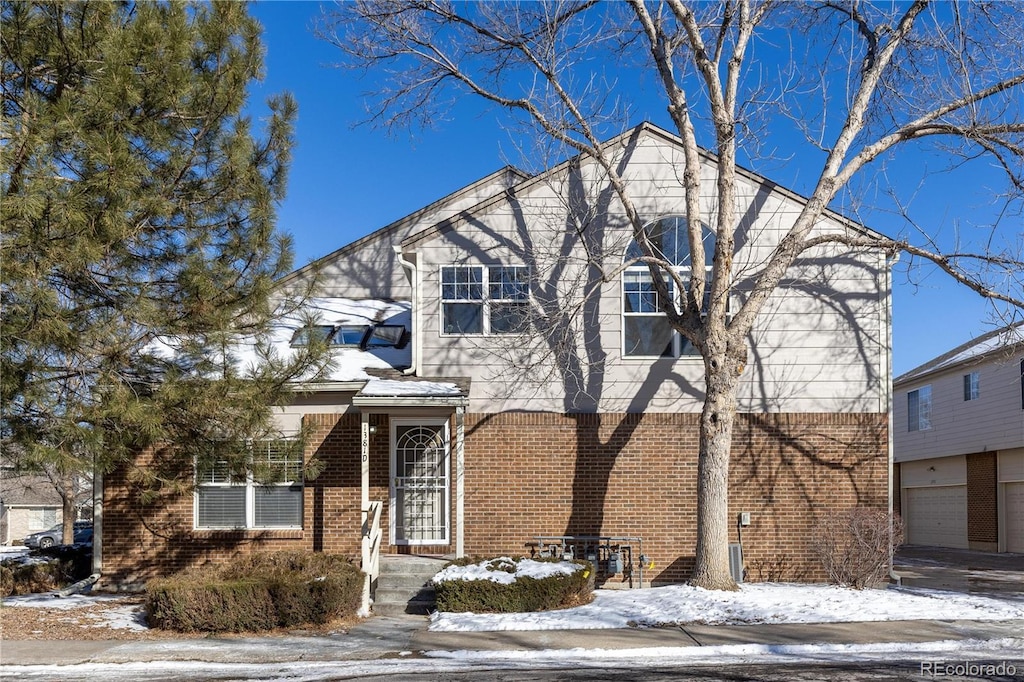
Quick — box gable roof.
[400,121,886,251]
[0,474,63,507]
[895,321,1024,386]
[278,166,528,287]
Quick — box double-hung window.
[441,265,529,335]
[488,266,530,333]
[622,216,716,357]
[623,270,674,356]
[907,386,932,432]
[195,440,303,529]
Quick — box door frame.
[389,417,451,546]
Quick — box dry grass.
[0,595,361,641]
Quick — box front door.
[391,419,450,545]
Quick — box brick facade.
[966,451,998,550]
[101,411,887,588]
[463,412,887,584]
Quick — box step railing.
[361,500,383,614]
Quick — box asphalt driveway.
[894,545,1024,600]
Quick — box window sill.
[192,528,304,540]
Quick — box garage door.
[905,486,968,549]
[1005,482,1024,553]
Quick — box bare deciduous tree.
[320,0,1024,589]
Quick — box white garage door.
[905,486,968,549]
[1005,482,1024,554]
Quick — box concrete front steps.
[372,555,449,616]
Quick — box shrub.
[1,558,66,594]
[0,566,13,596]
[434,557,594,613]
[144,551,363,632]
[0,545,93,595]
[810,506,904,589]
[146,578,277,632]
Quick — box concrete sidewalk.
[4,617,1023,667]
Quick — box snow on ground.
[91,603,149,631]
[429,582,1024,632]
[3,581,1022,637]
[1,592,128,611]
[3,638,1022,682]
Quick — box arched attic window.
[622,215,715,358]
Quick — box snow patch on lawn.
[1,592,127,610]
[430,582,1024,632]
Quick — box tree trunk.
[690,344,743,590]
[60,475,76,545]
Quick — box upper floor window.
[622,216,717,357]
[907,385,932,432]
[195,440,303,529]
[963,372,980,401]
[441,265,529,335]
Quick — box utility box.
[728,543,744,583]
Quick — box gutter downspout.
[394,246,419,376]
[885,253,902,587]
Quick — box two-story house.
[100,123,894,592]
[894,323,1024,553]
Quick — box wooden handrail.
[361,500,383,614]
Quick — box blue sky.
[248,1,1014,377]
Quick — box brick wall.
[100,413,379,587]
[966,451,998,549]
[462,412,888,584]
[101,410,887,588]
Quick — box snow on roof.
[895,321,1024,385]
[150,298,465,397]
[216,297,412,384]
[358,378,462,397]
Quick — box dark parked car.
[23,521,93,549]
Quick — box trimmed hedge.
[145,551,363,632]
[434,557,594,613]
[146,578,277,632]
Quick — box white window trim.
[439,264,530,336]
[621,266,718,359]
[194,442,303,530]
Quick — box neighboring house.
[0,467,93,546]
[893,323,1024,553]
[0,470,63,546]
[101,123,894,590]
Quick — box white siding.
[412,131,888,414]
[901,455,967,487]
[287,170,522,300]
[894,354,1024,463]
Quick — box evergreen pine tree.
[1,1,327,543]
